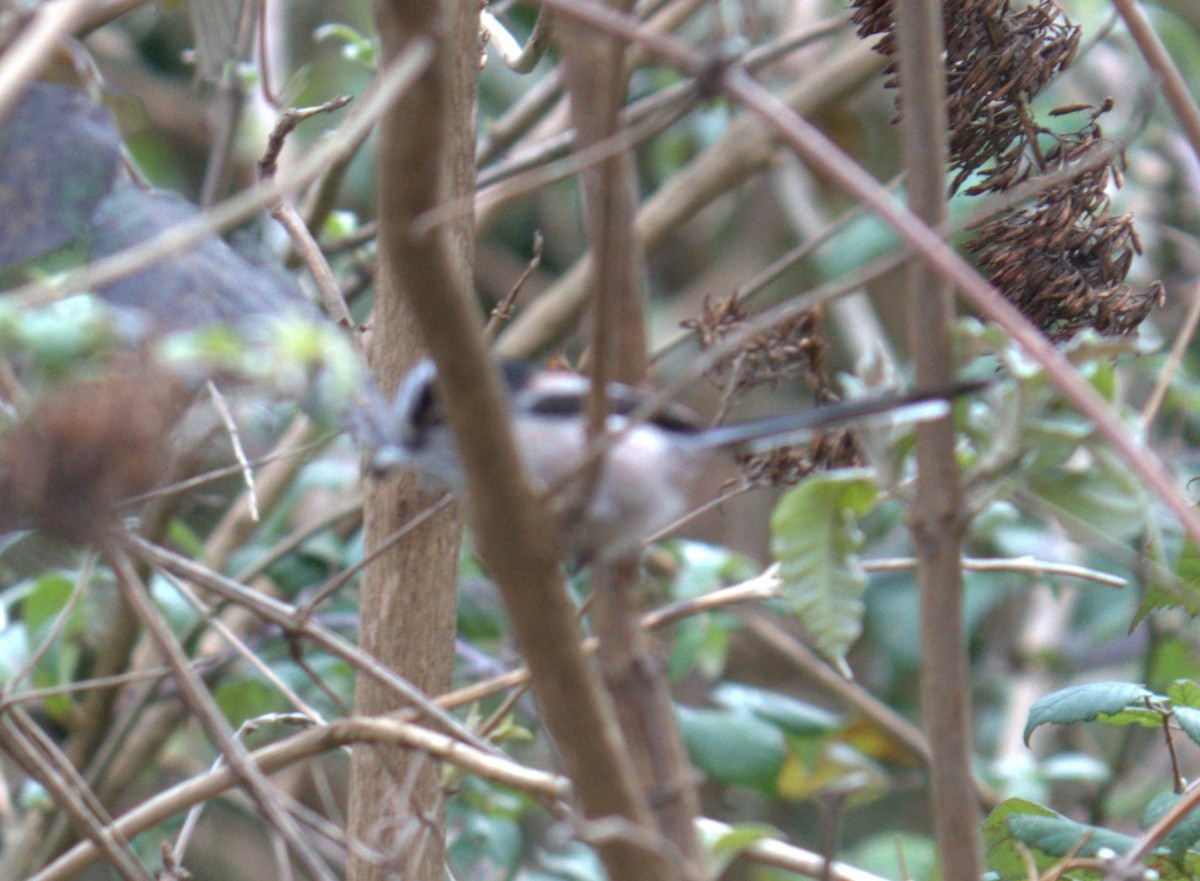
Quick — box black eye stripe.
[525,389,702,434]
[414,383,441,428]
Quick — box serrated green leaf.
[1024,682,1157,744]
[677,705,786,792]
[1006,813,1135,858]
[711,682,840,736]
[1174,707,1200,748]
[770,470,878,666]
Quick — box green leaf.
[677,705,786,793]
[1024,682,1157,744]
[1096,707,1169,729]
[214,678,286,730]
[984,798,1062,880]
[1026,447,1149,543]
[1144,791,1200,864]
[666,613,730,682]
[22,573,78,641]
[770,470,879,667]
[1143,540,1200,620]
[1168,680,1200,710]
[710,682,840,736]
[1174,707,1200,748]
[702,822,777,878]
[1006,813,1135,859]
[448,795,524,879]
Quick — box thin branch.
[0,0,97,126]
[1110,0,1200,164]
[524,0,1200,560]
[737,610,1001,810]
[258,95,359,332]
[28,715,571,881]
[199,0,258,207]
[695,818,897,881]
[206,380,260,522]
[3,555,93,692]
[103,541,339,881]
[1142,281,1200,427]
[482,7,554,73]
[483,231,544,340]
[4,41,434,308]
[121,532,500,757]
[864,556,1127,588]
[204,416,317,571]
[161,571,326,725]
[493,39,883,356]
[0,709,150,881]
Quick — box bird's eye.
[412,382,442,432]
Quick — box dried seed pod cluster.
[682,294,862,485]
[851,0,1163,340]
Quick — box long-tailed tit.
[357,360,980,557]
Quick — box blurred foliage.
[1,1,1200,880]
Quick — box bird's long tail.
[691,377,987,452]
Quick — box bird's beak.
[368,446,408,477]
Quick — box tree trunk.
[345,4,479,881]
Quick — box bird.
[356,359,983,559]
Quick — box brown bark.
[893,0,983,876]
[345,4,476,881]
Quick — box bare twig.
[4,42,433,308]
[122,532,500,756]
[493,39,883,356]
[695,818,899,881]
[204,416,317,571]
[738,610,1001,809]
[257,95,359,331]
[199,0,258,207]
[1110,0,1200,164]
[528,0,1200,561]
[28,715,570,881]
[0,709,151,881]
[482,7,554,73]
[483,231,544,340]
[0,0,97,126]
[3,555,93,692]
[103,541,339,881]
[293,494,453,622]
[1142,281,1200,427]
[206,380,259,522]
[864,556,1127,588]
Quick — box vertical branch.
[345,7,469,881]
[361,4,666,881]
[892,0,982,877]
[556,4,702,875]
[555,0,646,389]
